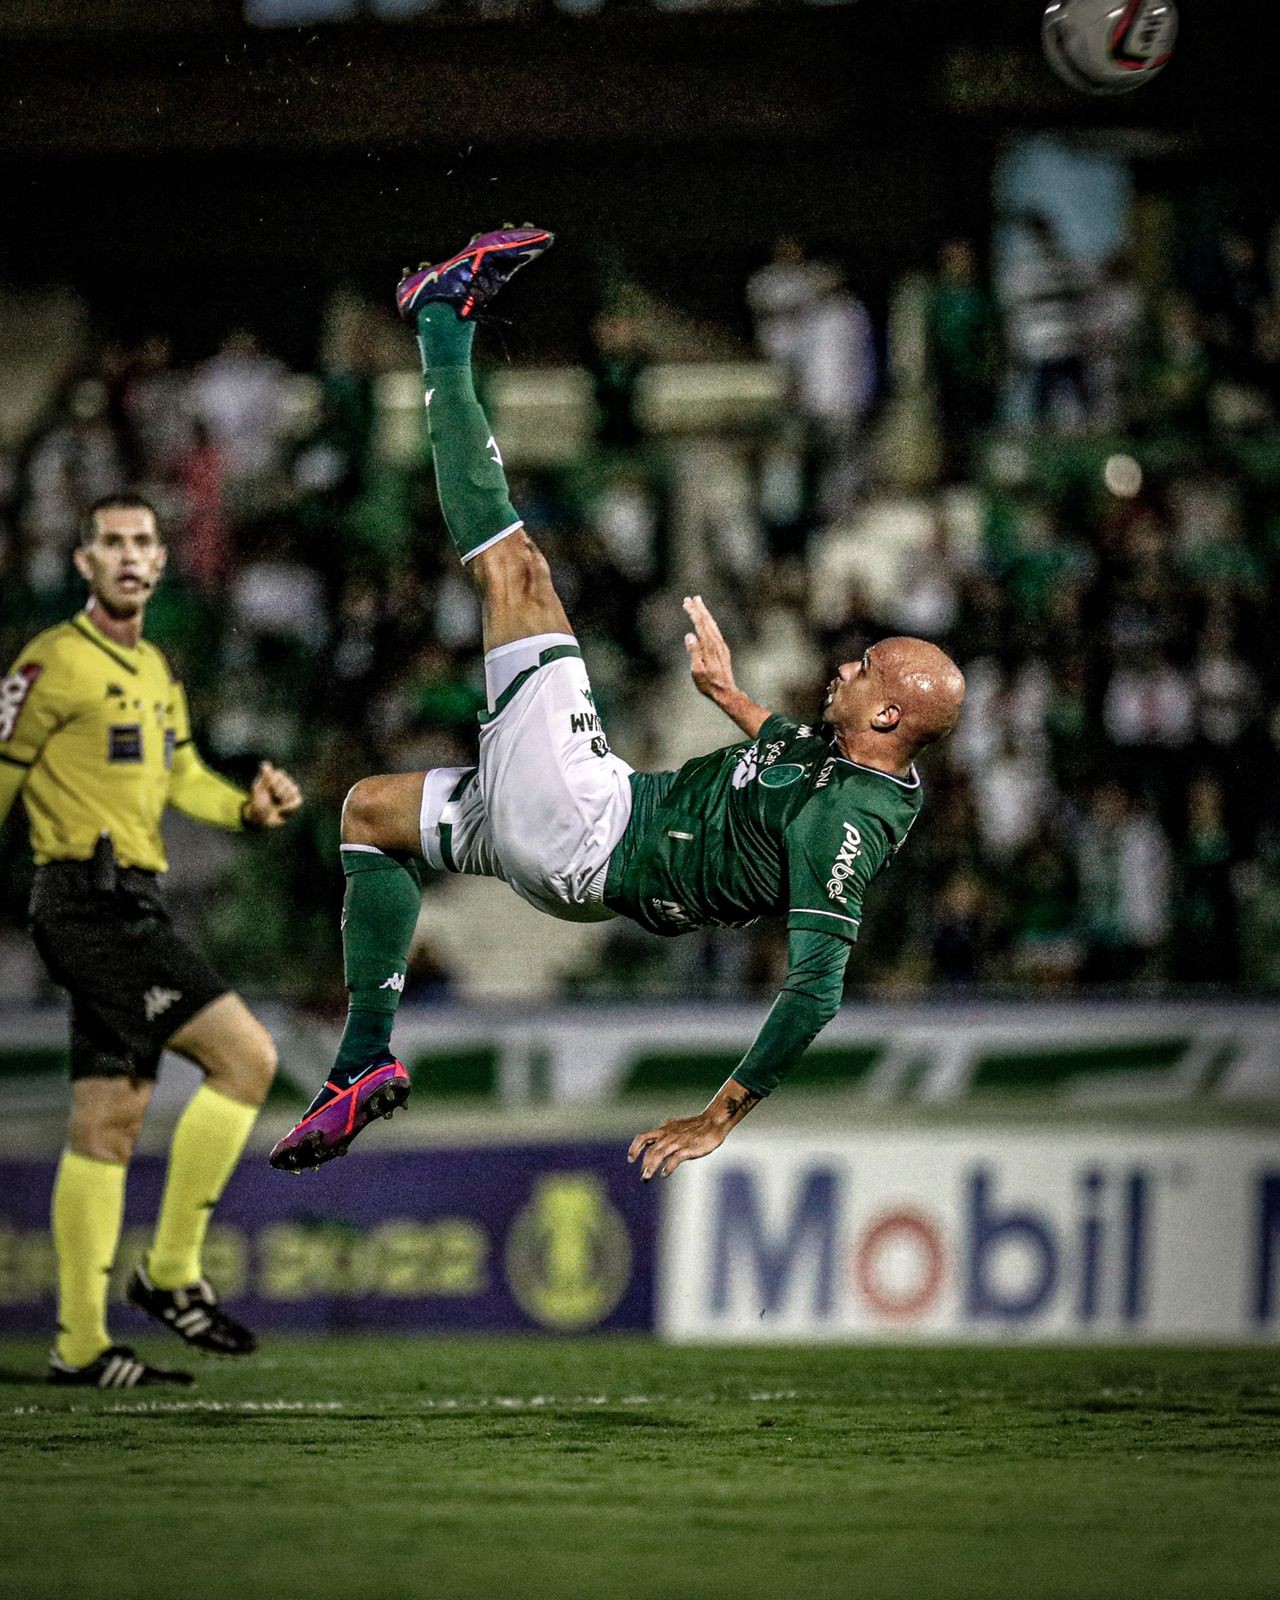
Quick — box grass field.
[1,1338,1277,1600]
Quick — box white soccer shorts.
[418,634,633,923]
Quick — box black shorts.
[30,861,228,1081]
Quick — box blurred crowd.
[2,200,1280,1008]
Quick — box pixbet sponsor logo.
[826,820,863,907]
[707,1162,1167,1328]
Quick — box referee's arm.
[167,738,253,831]
[0,641,60,827]
[0,758,25,829]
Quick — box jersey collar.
[73,610,142,675]
[833,755,921,790]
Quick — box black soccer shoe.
[48,1344,194,1389]
[127,1263,258,1356]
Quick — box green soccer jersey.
[603,713,923,940]
[602,712,925,1096]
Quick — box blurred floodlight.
[1103,453,1142,498]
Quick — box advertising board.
[659,1131,1280,1343]
[0,1142,658,1338]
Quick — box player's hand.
[628,1110,731,1181]
[683,595,738,705]
[243,761,303,829]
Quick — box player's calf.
[270,773,424,1173]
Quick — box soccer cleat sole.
[272,1077,410,1172]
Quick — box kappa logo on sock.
[143,986,183,1022]
[379,973,406,993]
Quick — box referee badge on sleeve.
[0,663,42,742]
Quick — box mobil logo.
[704,1154,1158,1335]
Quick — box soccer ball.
[1041,0,1178,95]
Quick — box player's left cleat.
[126,1263,258,1356]
[396,225,554,321]
[268,1053,410,1172]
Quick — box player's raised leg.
[271,226,573,1174]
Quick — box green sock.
[335,847,423,1077]
[416,304,522,564]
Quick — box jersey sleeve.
[783,798,891,942]
[0,638,71,769]
[166,680,249,831]
[758,711,802,743]
[732,926,851,1096]
[0,638,78,830]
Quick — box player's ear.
[154,542,168,579]
[872,701,901,732]
[72,545,93,585]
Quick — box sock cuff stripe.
[59,1150,128,1175]
[340,843,386,855]
[461,520,523,564]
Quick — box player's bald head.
[872,636,966,751]
[823,636,965,761]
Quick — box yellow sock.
[147,1085,259,1291]
[52,1150,127,1368]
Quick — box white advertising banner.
[659,1130,1280,1343]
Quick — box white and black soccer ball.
[1042,0,1178,95]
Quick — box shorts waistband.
[33,859,161,904]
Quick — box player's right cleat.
[396,225,554,321]
[47,1344,194,1389]
[268,1053,410,1172]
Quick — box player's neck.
[85,596,145,649]
[833,729,913,779]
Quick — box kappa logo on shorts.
[143,986,183,1022]
[0,662,42,743]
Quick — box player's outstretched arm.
[627,929,850,1180]
[628,1077,763,1182]
[683,595,772,740]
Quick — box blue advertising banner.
[0,1142,658,1337]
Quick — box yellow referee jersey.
[0,610,249,872]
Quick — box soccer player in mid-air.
[270,227,964,1180]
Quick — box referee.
[0,494,303,1388]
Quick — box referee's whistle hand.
[245,761,304,828]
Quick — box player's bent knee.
[69,1093,147,1165]
[342,775,396,845]
[203,1021,276,1106]
[341,772,427,856]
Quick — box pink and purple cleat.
[269,1054,410,1172]
[396,225,554,322]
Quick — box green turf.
[1,1339,1276,1600]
